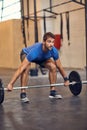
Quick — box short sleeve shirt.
[22,42,59,64]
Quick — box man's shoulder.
[35,42,42,45]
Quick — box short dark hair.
[43,32,55,41]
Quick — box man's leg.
[20,65,30,92]
[44,59,57,89]
[20,64,30,103]
[20,51,30,103]
[44,59,62,99]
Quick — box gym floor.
[0,68,87,130]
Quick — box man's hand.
[64,80,69,87]
[7,83,13,91]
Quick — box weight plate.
[0,79,4,104]
[69,71,82,96]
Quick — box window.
[0,0,21,21]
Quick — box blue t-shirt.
[22,42,59,64]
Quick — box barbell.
[0,71,87,105]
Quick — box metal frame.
[20,0,87,77]
[71,0,85,6]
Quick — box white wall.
[40,0,86,69]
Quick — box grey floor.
[0,68,87,130]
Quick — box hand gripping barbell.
[0,71,87,104]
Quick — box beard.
[48,46,53,50]
[43,43,53,51]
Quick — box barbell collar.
[82,80,87,84]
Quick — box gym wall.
[0,19,24,68]
[0,0,86,69]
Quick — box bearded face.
[43,37,55,51]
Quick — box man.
[7,32,69,103]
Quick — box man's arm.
[7,58,30,91]
[55,59,69,86]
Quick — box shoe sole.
[49,95,63,99]
[21,97,30,103]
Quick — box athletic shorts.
[20,50,26,62]
[20,50,46,67]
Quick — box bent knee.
[51,64,56,72]
[48,63,57,72]
[22,64,30,74]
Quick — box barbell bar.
[3,82,76,90]
[0,70,86,104]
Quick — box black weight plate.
[0,79,4,104]
[69,71,82,96]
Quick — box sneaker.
[49,90,62,99]
[20,92,29,103]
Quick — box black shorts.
[20,50,46,68]
[20,50,26,62]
